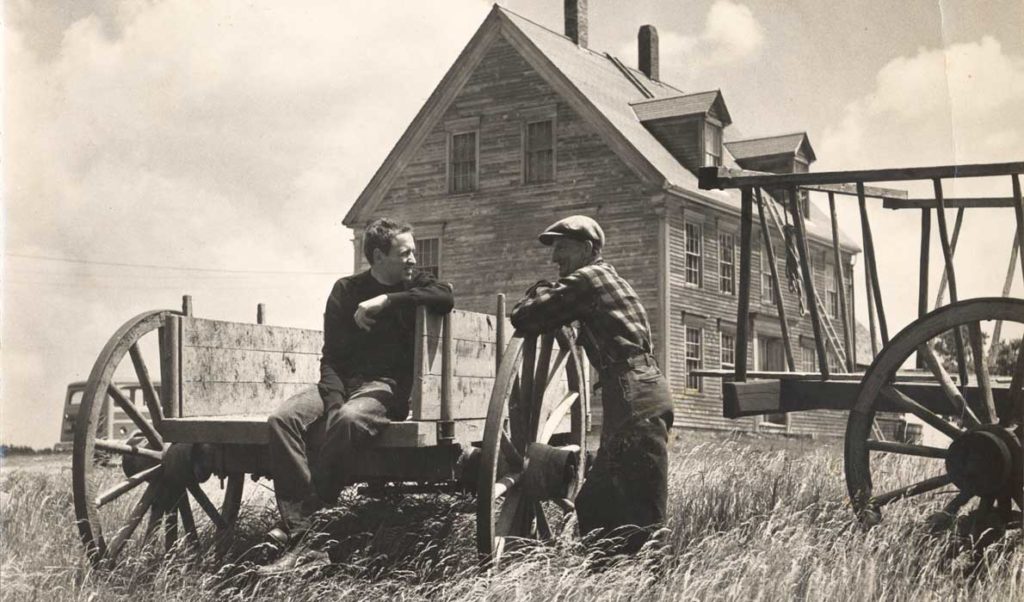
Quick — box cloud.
[2,0,491,447]
[820,36,1024,171]
[622,1,764,84]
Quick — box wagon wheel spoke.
[516,336,537,452]
[95,465,164,508]
[917,344,982,428]
[501,431,524,471]
[1008,343,1024,428]
[534,501,552,540]
[539,392,580,444]
[108,383,163,449]
[164,505,179,552]
[144,506,165,545]
[965,322,998,424]
[105,482,160,562]
[187,482,227,530]
[221,474,245,527]
[128,342,164,431]
[865,440,948,459]
[493,472,522,500]
[529,335,555,436]
[178,497,199,547]
[93,439,164,461]
[880,385,964,440]
[925,490,973,533]
[496,488,534,539]
[870,474,954,507]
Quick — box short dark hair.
[363,218,413,264]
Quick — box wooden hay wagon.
[696,160,1023,538]
[71,296,589,566]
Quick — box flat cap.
[538,215,605,249]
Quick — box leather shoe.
[256,546,330,576]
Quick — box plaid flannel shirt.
[510,259,654,370]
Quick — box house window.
[800,345,818,372]
[703,122,722,167]
[685,222,702,287]
[761,243,775,305]
[685,327,703,391]
[825,262,838,318]
[719,232,735,295]
[416,237,440,278]
[524,120,554,183]
[720,332,736,369]
[449,131,478,193]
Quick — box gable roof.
[726,132,817,163]
[631,90,732,125]
[344,6,856,251]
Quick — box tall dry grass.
[0,434,1020,601]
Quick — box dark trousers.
[266,379,397,531]
[575,362,673,555]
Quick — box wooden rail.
[699,162,1024,189]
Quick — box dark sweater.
[318,269,454,411]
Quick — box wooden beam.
[699,162,1024,189]
[722,378,1015,419]
[735,187,754,381]
[884,196,1019,210]
[916,208,931,369]
[787,186,829,377]
[858,183,889,345]
[755,189,795,371]
[829,192,855,371]
[933,178,969,391]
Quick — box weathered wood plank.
[722,379,1013,419]
[180,382,316,417]
[699,162,1024,189]
[181,318,322,353]
[183,347,320,385]
[884,196,1020,210]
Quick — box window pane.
[450,132,477,193]
[525,120,554,183]
[761,244,775,304]
[416,237,440,278]
[719,232,735,295]
[685,223,702,286]
[686,327,703,391]
[721,333,735,368]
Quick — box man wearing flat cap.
[511,215,674,558]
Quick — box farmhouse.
[344,2,863,437]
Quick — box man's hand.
[354,294,390,331]
[524,279,555,298]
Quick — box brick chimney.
[639,25,659,80]
[565,0,588,47]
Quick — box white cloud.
[621,1,764,84]
[2,0,492,447]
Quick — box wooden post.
[988,230,1018,363]
[933,178,969,391]
[256,303,267,325]
[735,187,754,381]
[1014,174,1024,284]
[828,192,855,372]
[162,315,181,418]
[438,312,455,444]
[787,186,829,378]
[916,208,931,369]
[495,294,506,373]
[858,183,889,345]
[182,295,193,317]
[864,264,878,356]
[933,207,965,309]
[755,188,795,371]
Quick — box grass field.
[1,433,1020,601]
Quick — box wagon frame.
[695,160,1023,535]
[71,295,590,567]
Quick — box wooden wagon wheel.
[846,298,1023,535]
[477,329,588,560]
[72,310,246,567]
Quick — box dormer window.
[703,120,722,167]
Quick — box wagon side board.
[723,379,1014,419]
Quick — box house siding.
[357,32,863,438]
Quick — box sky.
[3,0,1023,448]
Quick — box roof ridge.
[726,131,808,145]
[496,5,623,64]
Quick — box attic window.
[524,120,555,183]
[703,121,722,167]
[449,131,478,194]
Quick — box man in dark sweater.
[259,218,454,574]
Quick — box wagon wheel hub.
[946,426,1022,498]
